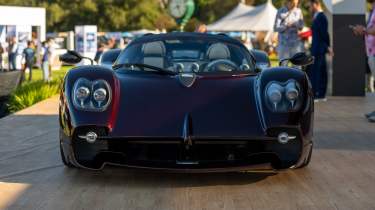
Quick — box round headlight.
[93,88,107,102]
[285,81,299,102]
[72,78,112,111]
[76,86,90,101]
[267,83,283,104]
[286,88,299,101]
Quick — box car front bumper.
[60,126,312,172]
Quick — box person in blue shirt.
[22,41,35,81]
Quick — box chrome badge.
[178,73,197,88]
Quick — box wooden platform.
[0,95,374,210]
[0,71,21,97]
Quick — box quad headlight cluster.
[72,78,112,111]
[264,80,302,112]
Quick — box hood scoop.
[178,73,197,88]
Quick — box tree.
[0,0,176,32]
[0,0,312,32]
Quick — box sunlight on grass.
[23,66,71,83]
[6,66,71,113]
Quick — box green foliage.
[0,0,313,32]
[195,0,238,24]
[7,80,61,112]
[6,68,69,113]
[0,0,177,32]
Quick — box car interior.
[122,39,254,73]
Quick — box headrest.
[206,43,231,60]
[142,41,165,56]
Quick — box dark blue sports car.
[59,33,314,172]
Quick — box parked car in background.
[98,49,121,69]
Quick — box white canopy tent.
[323,0,332,13]
[206,3,254,31]
[207,0,277,32]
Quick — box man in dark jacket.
[308,0,333,101]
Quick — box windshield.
[115,36,255,74]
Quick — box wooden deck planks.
[0,95,374,210]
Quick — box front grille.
[72,127,303,170]
[96,140,281,168]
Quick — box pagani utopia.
[59,33,314,172]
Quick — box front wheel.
[297,144,313,168]
[60,141,75,168]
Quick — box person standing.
[8,37,18,71]
[274,0,304,61]
[366,57,374,92]
[15,40,25,71]
[195,24,208,33]
[94,43,106,63]
[41,41,50,82]
[308,0,332,101]
[351,0,375,122]
[0,43,4,71]
[47,39,54,81]
[22,41,35,82]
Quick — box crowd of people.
[274,0,374,123]
[0,37,54,83]
[274,0,332,102]
[94,37,131,63]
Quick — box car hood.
[109,72,265,138]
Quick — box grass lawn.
[6,66,72,113]
[24,66,71,82]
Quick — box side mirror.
[59,50,93,65]
[289,52,314,66]
[59,50,82,64]
[280,52,314,67]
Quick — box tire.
[60,142,75,168]
[297,144,313,168]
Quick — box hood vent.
[182,113,193,146]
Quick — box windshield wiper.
[112,63,177,75]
